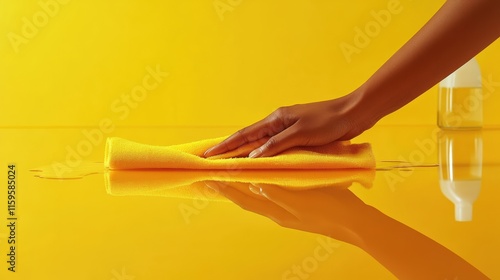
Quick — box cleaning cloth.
[105,137,375,170]
[105,169,375,201]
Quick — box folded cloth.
[105,169,375,201]
[105,137,375,170]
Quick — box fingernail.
[249,185,262,195]
[203,147,213,157]
[204,181,216,190]
[205,181,223,192]
[249,148,261,158]
[259,189,270,199]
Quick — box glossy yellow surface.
[0,126,499,279]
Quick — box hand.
[203,92,374,158]
[205,180,376,246]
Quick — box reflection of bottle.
[439,130,483,221]
[438,58,483,129]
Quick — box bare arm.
[356,0,500,123]
[205,0,500,158]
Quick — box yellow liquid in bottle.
[438,131,483,181]
[438,87,483,129]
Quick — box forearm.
[355,207,488,279]
[353,0,500,124]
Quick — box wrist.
[340,88,381,134]
[322,205,383,248]
[343,205,386,248]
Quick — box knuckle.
[256,128,270,139]
[274,106,287,116]
[235,127,246,137]
[235,128,251,144]
[264,137,279,150]
[273,106,290,120]
[222,141,232,152]
[269,107,291,133]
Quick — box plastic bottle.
[438,58,483,129]
[439,130,483,221]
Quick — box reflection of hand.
[204,94,374,158]
[205,181,376,247]
[206,181,489,279]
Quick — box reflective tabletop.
[0,125,499,279]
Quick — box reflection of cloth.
[105,137,375,170]
[105,170,376,200]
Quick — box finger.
[206,137,269,159]
[203,119,272,157]
[203,112,288,158]
[207,181,293,220]
[248,124,302,158]
[257,184,311,218]
[204,180,264,200]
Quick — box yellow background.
[1,0,499,128]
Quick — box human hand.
[205,180,377,246]
[204,92,374,158]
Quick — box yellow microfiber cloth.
[105,137,375,170]
[105,169,376,201]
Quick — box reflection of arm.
[214,182,488,279]
[355,0,500,125]
[356,208,488,280]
